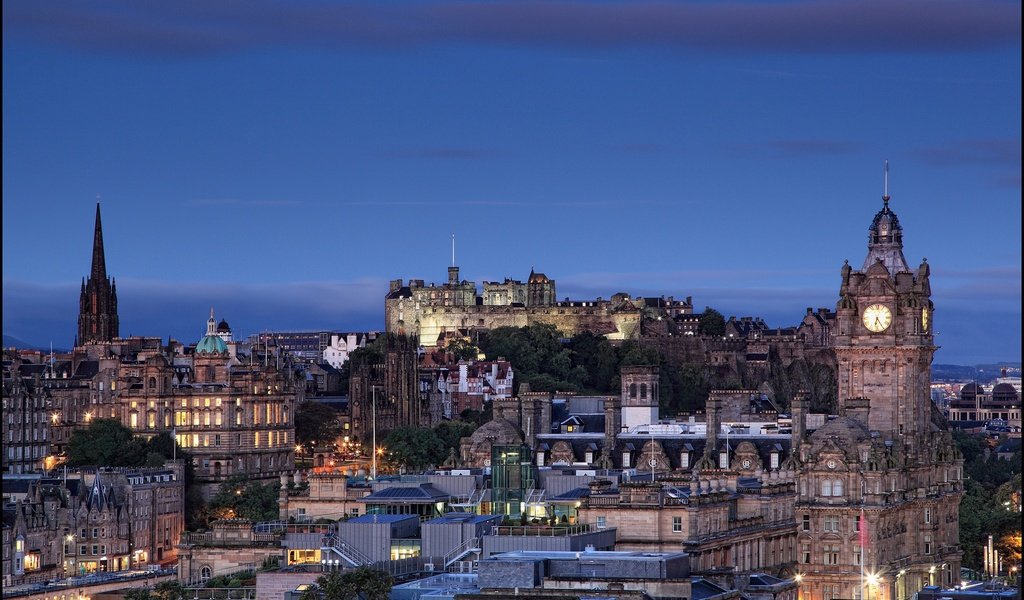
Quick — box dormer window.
[681,452,690,469]
[719,451,729,469]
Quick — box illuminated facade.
[794,194,963,600]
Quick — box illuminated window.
[148,413,156,429]
[204,398,210,407]
[215,411,223,426]
[254,432,260,447]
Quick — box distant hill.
[3,334,35,348]
[2,334,69,353]
[933,362,1021,383]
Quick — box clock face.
[741,459,752,469]
[862,304,892,332]
[921,307,929,332]
[648,458,659,468]
[826,459,837,470]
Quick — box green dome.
[196,334,227,355]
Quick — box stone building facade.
[2,362,53,474]
[112,320,299,497]
[1,464,184,584]
[384,266,680,346]
[348,334,422,441]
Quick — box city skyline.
[3,1,1020,364]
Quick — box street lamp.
[64,534,75,579]
[371,386,380,480]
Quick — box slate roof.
[359,484,450,504]
[692,577,732,600]
[548,487,591,503]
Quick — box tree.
[125,582,186,600]
[208,474,281,523]
[434,421,475,452]
[383,427,444,471]
[295,401,343,450]
[301,567,393,600]
[445,337,480,361]
[67,419,149,467]
[698,308,726,336]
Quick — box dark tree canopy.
[302,568,393,600]
[208,473,281,523]
[697,308,726,336]
[295,401,343,449]
[67,419,151,467]
[383,426,445,471]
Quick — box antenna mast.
[451,234,456,267]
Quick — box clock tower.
[833,193,935,447]
[794,178,962,600]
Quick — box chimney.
[605,395,621,447]
[842,396,871,427]
[791,392,807,449]
[706,392,721,456]
[390,279,403,293]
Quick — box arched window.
[833,479,844,496]
[821,480,833,496]
[629,383,637,398]
[640,384,647,400]
[148,377,156,390]
[200,566,212,581]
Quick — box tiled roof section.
[692,578,732,600]
[386,286,413,299]
[73,360,100,379]
[359,483,450,504]
[548,487,591,502]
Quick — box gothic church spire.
[77,202,119,345]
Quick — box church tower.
[77,203,119,345]
[795,171,962,600]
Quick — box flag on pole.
[859,508,868,549]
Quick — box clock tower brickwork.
[794,193,963,600]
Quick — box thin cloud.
[3,1,1019,57]
[190,198,302,207]
[378,147,505,160]
[732,139,864,158]
[910,138,1022,167]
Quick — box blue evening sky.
[2,1,1020,364]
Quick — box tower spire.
[882,160,890,207]
[91,201,107,280]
